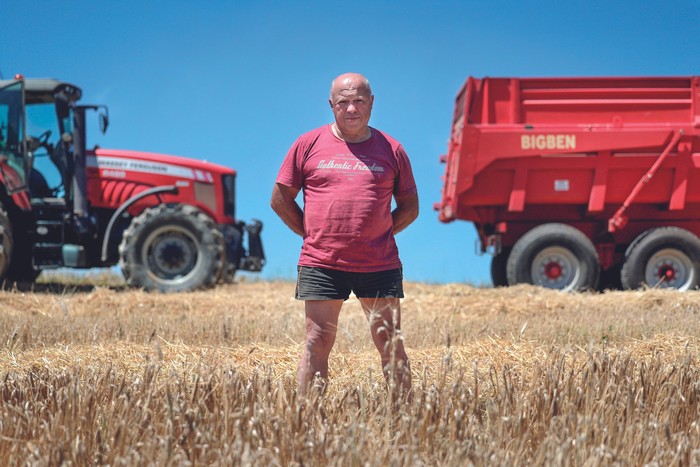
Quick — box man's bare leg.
[359,297,411,398]
[298,299,343,397]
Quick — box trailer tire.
[491,247,511,287]
[0,205,13,281]
[119,204,224,292]
[506,223,600,291]
[621,227,700,291]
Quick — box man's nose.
[347,103,357,112]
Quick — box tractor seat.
[29,168,54,198]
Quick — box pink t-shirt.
[276,125,417,272]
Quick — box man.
[271,72,419,398]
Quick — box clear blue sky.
[2,1,698,285]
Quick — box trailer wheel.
[621,227,700,291]
[490,247,511,287]
[0,205,13,281]
[506,223,600,291]
[119,204,224,292]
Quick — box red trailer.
[436,76,700,291]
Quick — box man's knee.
[369,315,402,345]
[305,325,336,355]
[304,300,342,353]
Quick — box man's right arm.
[271,183,304,237]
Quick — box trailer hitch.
[608,130,683,233]
[239,219,265,271]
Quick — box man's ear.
[329,99,333,109]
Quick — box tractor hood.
[88,148,237,180]
[85,147,240,224]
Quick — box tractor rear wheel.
[119,204,224,292]
[6,229,40,283]
[0,204,13,281]
[621,227,700,291]
[506,223,600,291]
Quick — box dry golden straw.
[2,279,700,465]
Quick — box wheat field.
[1,277,700,465]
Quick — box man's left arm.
[392,191,419,234]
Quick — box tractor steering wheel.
[37,129,52,146]
[27,130,53,154]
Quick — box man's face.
[329,84,374,138]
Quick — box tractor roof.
[0,78,82,104]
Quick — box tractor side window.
[26,103,63,198]
[0,106,11,152]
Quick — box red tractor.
[0,76,264,291]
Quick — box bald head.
[328,72,374,143]
[330,73,372,100]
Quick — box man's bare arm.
[271,183,305,237]
[392,191,419,234]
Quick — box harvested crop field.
[2,279,700,465]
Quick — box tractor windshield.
[0,81,28,192]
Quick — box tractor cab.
[0,77,108,278]
[0,77,103,207]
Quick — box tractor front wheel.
[119,204,224,292]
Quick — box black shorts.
[295,266,404,300]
